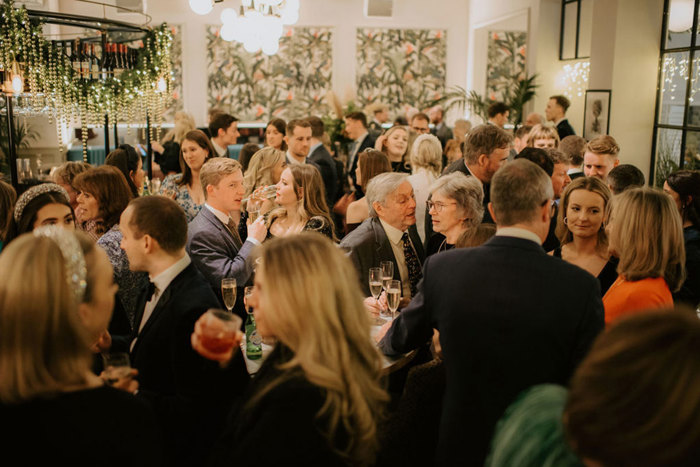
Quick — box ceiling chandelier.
[188,0,300,55]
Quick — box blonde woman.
[527,124,560,149]
[604,187,686,325]
[267,164,336,241]
[0,228,160,465]
[408,134,443,243]
[375,125,411,173]
[152,111,196,177]
[193,233,388,466]
[242,146,286,203]
[551,177,618,296]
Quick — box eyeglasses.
[541,199,556,218]
[426,200,457,213]
[411,126,430,134]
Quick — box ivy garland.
[0,1,173,161]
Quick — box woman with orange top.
[603,187,686,324]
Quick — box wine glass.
[199,308,242,355]
[369,267,385,324]
[386,280,402,320]
[380,261,394,291]
[102,352,132,385]
[244,286,254,314]
[221,278,237,313]
[247,198,261,222]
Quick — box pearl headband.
[13,183,70,223]
[33,225,88,304]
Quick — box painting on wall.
[583,89,611,141]
[164,24,184,122]
[356,28,446,115]
[206,26,333,122]
[486,31,527,102]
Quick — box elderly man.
[378,159,604,466]
[339,172,425,300]
[583,135,621,180]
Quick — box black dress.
[426,233,454,257]
[0,385,162,467]
[392,160,411,174]
[553,247,618,296]
[266,215,335,241]
[210,345,349,467]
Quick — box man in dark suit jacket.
[116,196,249,467]
[429,105,453,149]
[377,160,604,466]
[306,116,339,206]
[340,172,425,300]
[187,158,267,317]
[546,95,576,139]
[345,111,376,194]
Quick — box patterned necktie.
[227,217,243,249]
[401,232,422,296]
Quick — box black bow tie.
[147,281,157,301]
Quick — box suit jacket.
[379,235,604,466]
[339,217,425,297]
[431,122,453,148]
[308,144,339,207]
[127,263,249,467]
[556,119,576,139]
[348,133,376,194]
[187,207,257,318]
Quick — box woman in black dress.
[550,177,618,296]
[193,233,388,466]
[0,228,161,466]
[375,125,411,173]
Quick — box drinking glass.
[150,178,161,194]
[244,286,254,314]
[199,308,242,355]
[247,198,262,223]
[102,352,131,385]
[386,280,402,320]
[380,261,394,290]
[221,278,237,313]
[369,267,385,324]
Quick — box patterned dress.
[160,174,203,222]
[97,224,149,328]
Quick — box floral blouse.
[97,225,149,328]
[160,174,203,222]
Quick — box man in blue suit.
[187,158,267,317]
[377,159,604,466]
[117,195,249,467]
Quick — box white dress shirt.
[286,151,307,165]
[131,253,191,351]
[379,218,414,298]
[496,227,542,245]
[205,204,261,246]
[211,139,228,158]
[348,132,369,170]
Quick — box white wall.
[54,0,470,126]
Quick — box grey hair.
[491,159,554,226]
[410,134,443,177]
[429,172,484,229]
[367,172,409,217]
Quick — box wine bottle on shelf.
[91,44,100,80]
[71,39,82,77]
[102,43,113,78]
[113,43,124,76]
[81,43,90,80]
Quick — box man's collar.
[378,217,406,245]
[555,117,566,126]
[286,151,306,164]
[464,162,489,186]
[309,141,323,154]
[496,227,542,245]
[205,203,230,225]
[150,253,191,292]
[356,131,369,144]
[211,139,228,157]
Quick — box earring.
[563,217,568,225]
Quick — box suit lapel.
[371,217,399,274]
[201,207,240,255]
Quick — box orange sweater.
[603,276,673,325]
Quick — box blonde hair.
[267,164,336,241]
[380,125,410,169]
[609,187,686,291]
[254,233,388,465]
[161,111,196,144]
[0,232,97,403]
[527,124,560,148]
[556,177,611,248]
[200,158,242,200]
[243,146,285,198]
[410,133,442,177]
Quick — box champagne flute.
[221,278,237,313]
[386,280,402,320]
[369,267,384,324]
[380,261,394,291]
[247,198,261,223]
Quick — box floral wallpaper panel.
[356,28,446,114]
[486,31,527,102]
[206,26,333,121]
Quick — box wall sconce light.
[2,61,24,95]
[669,0,694,33]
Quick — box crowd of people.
[0,96,699,466]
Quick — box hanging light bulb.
[669,0,694,32]
[9,61,24,95]
[220,23,237,42]
[262,38,280,56]
[220,8,238,24]
[189,0,213,16]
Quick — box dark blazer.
[348,133,376,193]
[187,207,256,318]
[556,119,576,139]
[380,235,604,466]
[339,216,425,297]
[308,143,339,207]
[431,122,453,148]
[128,262,249,467]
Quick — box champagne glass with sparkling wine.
[386,280,402,320]
[369,267,385,324]
[221,278,237,313]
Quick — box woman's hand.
[100,368,139,394]
[151,141,165,154]
[374,134,387,151]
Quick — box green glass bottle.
[245,313,262,360]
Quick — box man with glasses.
[410,112,431,135]
[377,159,604,466]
